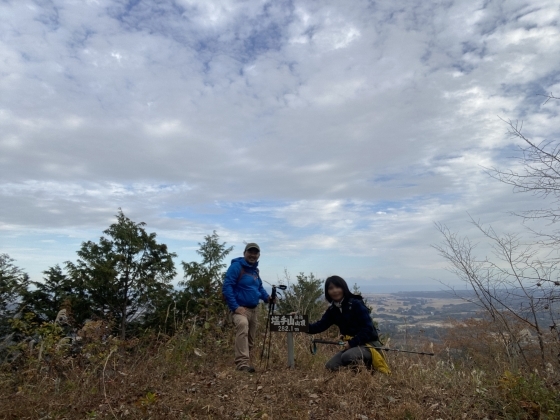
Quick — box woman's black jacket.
[308,298,378,348]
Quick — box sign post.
[269,314,308,368]
[287,332,294,368]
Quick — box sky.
[1,0,560,293]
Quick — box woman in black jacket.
[308,275,384,371]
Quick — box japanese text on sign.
[269,314,309,332]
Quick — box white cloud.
[177,0,262,28]
[1,0,560,290]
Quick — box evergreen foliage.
[22,265,88,323]
[177,231,233,320]
[0,254,29,335]
[352,282,370,308]
[66,210,177,339]
[277,271,326,321]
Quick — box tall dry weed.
[2,312,560,419]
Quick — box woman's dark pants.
[325,345,373,371]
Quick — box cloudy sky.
[1,0,559,292]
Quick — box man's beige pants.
[232,308,257,368]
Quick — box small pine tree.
[0,254,30,335]
[22,265,88,323]
[352,281,370,309]
[277,272,326,321]
[177,231,233,319]
[66,209,177,339]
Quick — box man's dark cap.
[244,243,260,252]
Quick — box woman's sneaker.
[237,365,256,373]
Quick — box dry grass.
[2,315,560,419]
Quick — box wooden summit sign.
[269,314,308,332]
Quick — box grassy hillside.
[2,312,560,419]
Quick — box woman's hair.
[324,275,364,303]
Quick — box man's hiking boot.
[237,365,256,373]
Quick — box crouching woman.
[308,276,390,373]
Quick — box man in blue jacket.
[222,243,271,373]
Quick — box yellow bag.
[342,335,391,374]
[367,345,391,374]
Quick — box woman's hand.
[235,307,247,316]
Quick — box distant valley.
[364,290,481,345]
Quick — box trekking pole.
[260,287,275,367]
[260,284,287,369]
[310,339,435,356]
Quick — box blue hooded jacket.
[222,257,269,312]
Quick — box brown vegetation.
[2,310,560,420]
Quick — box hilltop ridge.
[2,306,559,419]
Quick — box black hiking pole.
[260,284,287,370]
[310,339,435,356]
